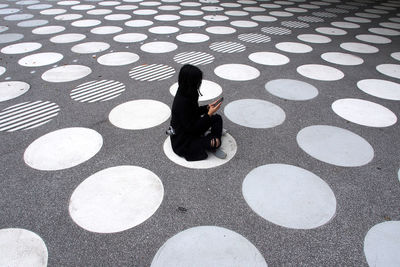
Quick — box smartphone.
[213,97,224,106]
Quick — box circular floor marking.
[321,52,363,65]
[151,226,267,266]
[154,14,180,21]
[215,64,260,81]
[69,165,163,233]
[125,19,153,27]
[265,79,318,101]
[178,19,206,27]
[71,4,95,10]
[129,64,175,81]
[238,33,271,43]
[0,81,30,102]
[392,52,400,62]
[169,80,222,101]
[17,19,48,27]
[357,79,400,100]
[209,41,245,53]
[297,125,374,167]
[149,26,179,34]
[369,27,400,36]
[316,27,347,35]
[340,42,379,54]
[1,42,42,54]
[249,52,289,66]
[230,20,258,28]
[0,33,24,44]
[87,9,112,15]
[141,41,177,53]
[376,64,400,79]
[97,52,139,66]
[275,42,312,53]
[40,8,65,15]
[71,42,110,54]
[344,17,371,23]
[203,15,229,21]
[32,25,65,34]
[270,11,293,17]
[176,33,209,43]
[206,26,236,34]
[90,26,122,34]
[297,34,331,43]
[24,127,102,170]
[105,14,131,20]
[332,98,397,127]
[0,228,48,267]
[163,133,237,169]
[109,99,170,130]
[0,8,20,15]
[364,221,400,267]
[4,13,34,21]
[297,64,344,81]
[251,15,277,22]
[242,164,336,229]
[42,65,92,83]
[0,100,59,132]
[71,80,125,103]
[50,33,86,43]
[225,99,285,129]
[113,33,147,43]
[380,22,400,30]
[54,14,83,21]
[71,19,101,27]
[116,4,138,10]
[356,34,391,44]
[0,67,4,76]
[331,21,359,28]
[18,52,63,67]
[173,51,214,65]
[133,9,158,15]
[261,26,291,35]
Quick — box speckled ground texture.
[0,0,399,266]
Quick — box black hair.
[176,64,203,102]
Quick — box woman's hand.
[207,101,221,116]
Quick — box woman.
[170,64,226,161]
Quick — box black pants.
[201,114,223,150]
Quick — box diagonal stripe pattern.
[261,27,292,35]
[209,41,246,53]
[173,51,215,65]
[70,80,125,103]
[129,64,175,81]
[0,100,60,132]
[238,33,271,43]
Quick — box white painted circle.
[40,8,65,15]
[297,34,331,43]
[380,22,400,30]
[133,9,158,15]
[224,99,285,129]
[125,19,153,27]
[344,17,371,23]
[178,20,206,27]
[54,14,83,21]
[369,27,400,36]
[17,19,48,27]
[4,14,34,21]
[71,4,95,10]
[151,226,267,266]
[357,79,400,100]
[392,52,400,61]
[149,26,179,34]
[297,125,374,167]
[265,79,318,101]
[158,5,180,11]
[176,33,209,43]
[99,0,121,6]
[331,21,359,28]
[50,33,86,43]
[97,52,139,66]
[203,15,229,21]
[0,81,30,102]
[0,228,48,267]
[32,25,65,34]
[249,52,290,66]
[215,64,260,81]
[297,64,344,81]
[206,26,236,34]
[270,11,293,17]
[140,1,161,6]
[113,33,147,43]
[321,52,363,65]
[316,27,347,35]
[154,14,180,21]
[364,221,400,267]
[376,64,400,79]
[86,9,112,15]
[69,165,164,233]
[58,1,80,5]
[251,15,277,22]
[42,65,92,83]
[1,42,41,54]
[18,52,63,67]
[230,20,258,28]
[202,6,223,11]
[275,42,312,53]
[71,19,101,27]
[109,99,170,130]
[90,26,122,34]
[356,34,391,44]
[225,10,249,17]
[105,14,131,20]
[180,10,204,16]
[0,33,24,44]
[163,134,237,169]
[140,41,177,53]
[71,42,110,54]
[340,42,379,53]
[24,127,102,170]
[0,67,4,76]
[170,80,222,101]
[332,98,397,127]
[115,4,138,10]
[242,164,336,229]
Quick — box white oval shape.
[71,42,110,54]
[32,25,65,34]
[176,33,209,43]
[1,42,42,54]
[297,34,331,43]
[297,64,344,81]
[275,42,312,53]
[206,26,236,34]
[0,81,30,102]
[50,33,86,43]
[357,79,400,100]
[321,52,363,65]
[113,33,147,43]
[265,79,318,101]
[42,65,92,82]
[97,52,139,66]
[376,64,400,79]
[249,52,290,66]
[340,42,379,53]
[214,64,260,81]
[140,41,177,53]
[18,52,63,67]
[170,80,222,101]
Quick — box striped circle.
[209,42,246,53]
[298,16,324,23]
[238,33,271,43]
[281,21,309,28]
[173,51,214,65]
[129,64,175,81]
[261,26,291,35]
[0,100,59,132]
[71,80,125,103]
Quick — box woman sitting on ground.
[170,64,226,161]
